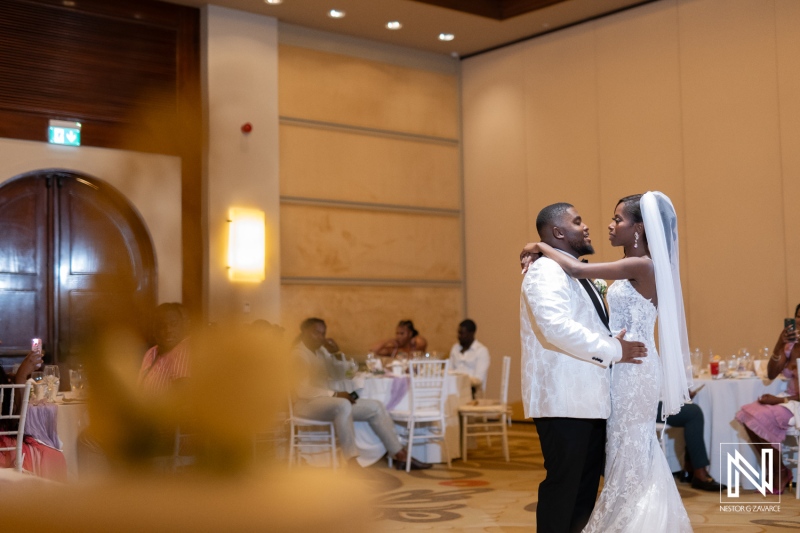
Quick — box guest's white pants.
[293,397,402,460]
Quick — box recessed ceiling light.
[328,9,346,18]
[264,0,282,4]
[386,21,402,30]
[438,33,455,42]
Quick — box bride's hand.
[520,242,542,274]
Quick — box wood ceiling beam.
[410,0,571,20]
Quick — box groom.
[520,202,647,533]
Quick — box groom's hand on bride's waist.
[615,328,647,364]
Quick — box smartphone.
[31,338,42,354]
[786,318,797,342]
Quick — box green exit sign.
[48,120,81,146]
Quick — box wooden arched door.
[0,170,156,365]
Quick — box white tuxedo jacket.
[520,257,621,419]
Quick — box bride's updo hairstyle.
[617,194,646,243]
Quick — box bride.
[521,192,693,532]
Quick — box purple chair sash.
[24,404,62,450]
[385,376,409,411]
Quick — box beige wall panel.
[280,284,462,357]
[279,124,460,210]
[678,0,785,355]
[522,26,607,262]
[776,0,800,313]
[462,44,530,417]
[278,45,458,139]
[594,1,691,317]
[280,204,461,280]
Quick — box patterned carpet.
[354,423,800,532]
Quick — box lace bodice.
[583,280,692,533]
[607,279,657,344]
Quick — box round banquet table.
[662,376,787,489]
[352,372,471,466]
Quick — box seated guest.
[370,319,428,359]
[656,399,724,491]
[78,303,192,472]
[449,319,490,398]
[138,303,190,395]
[0,349,68,481]
[293,318,430,470]
[735,304,800,495]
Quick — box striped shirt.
[137,338,190,395]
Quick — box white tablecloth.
[662,376,786,489]
[354,373,471,466]
[55,400,89,481]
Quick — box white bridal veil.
[640,191,693,419]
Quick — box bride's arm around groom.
[521,255,645,419]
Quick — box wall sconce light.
[227,207,266,282]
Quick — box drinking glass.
[691,348,703,377]
[31,371,46,403]
[69,368,85,396]
[345,357,357,379]
[44,365,60,402]
[365,352,377,373]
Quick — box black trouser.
[656,401,709,470]
[533,417,606,533]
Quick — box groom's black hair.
[536,202,573,238]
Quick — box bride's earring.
[634,232,639,249]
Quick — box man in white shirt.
[449,319,490,398]
[292,317,431,470]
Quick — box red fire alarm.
[241,122,252,133]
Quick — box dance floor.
[356,423,800,532]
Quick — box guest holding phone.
[735,303,800,494]
[0,348,68,481]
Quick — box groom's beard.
[569,236,595,257]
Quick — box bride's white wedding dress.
[583,279,692,533]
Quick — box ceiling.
[166,0,655,57]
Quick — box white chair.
[0,382,32,472]
[287,398,338,469]
[782,369,800,498]
[171,426,196,472]
[458,355,511,462]
[390,359,451,472]
[784,425,799,499]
